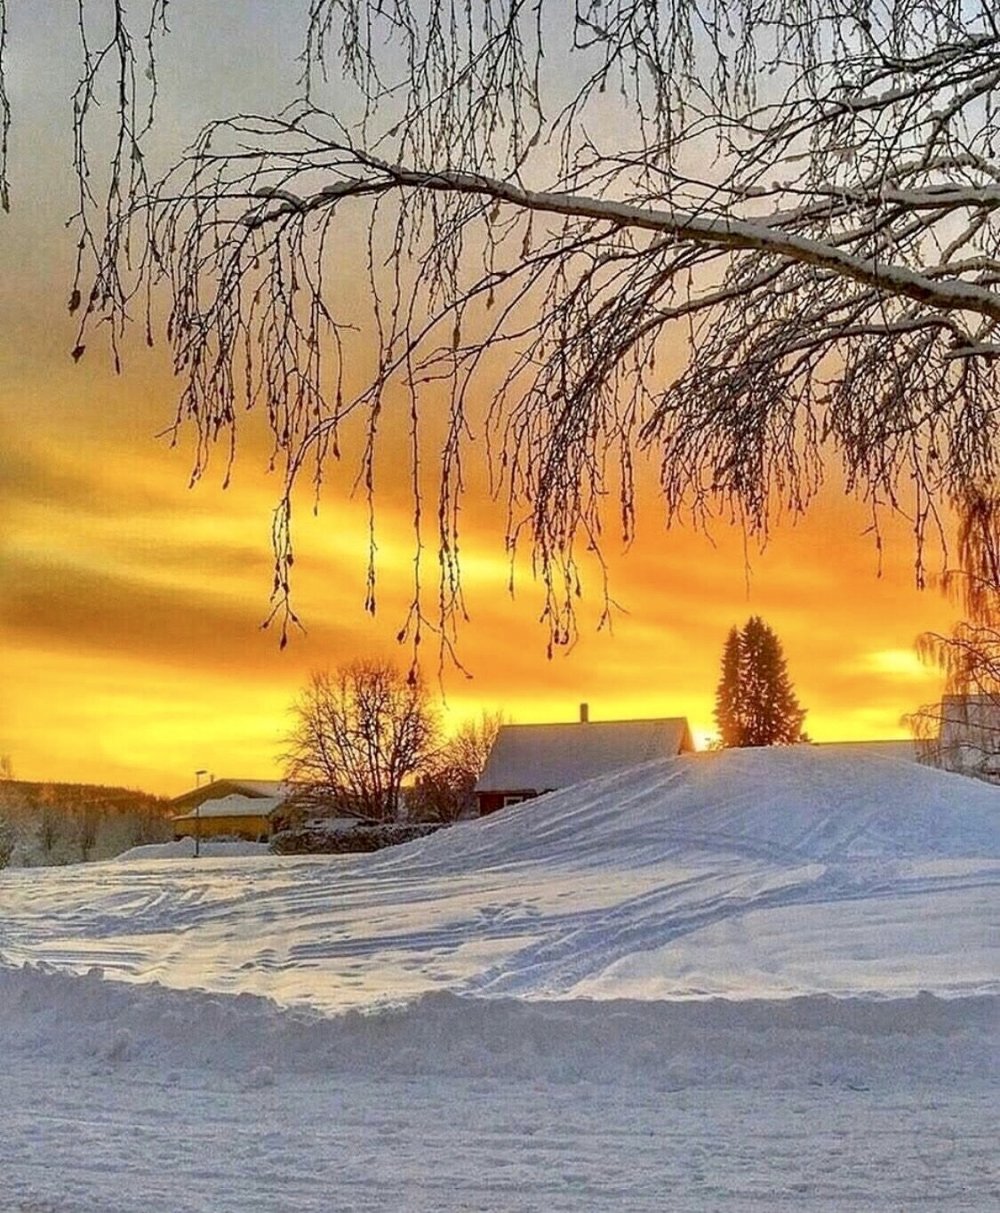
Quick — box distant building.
[474,705,694,816]
[171,779,289,842]
[810,739,919,763]
[171,779,286,812]
[932,693,1000,782]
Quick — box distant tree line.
[0,781,173,869]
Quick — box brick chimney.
[579,702,589,723]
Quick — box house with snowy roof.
[171,779,289,842]
[474,705,694,816]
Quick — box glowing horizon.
[1,398,953,795]
[0,7,957,798]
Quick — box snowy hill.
[415,743,1000,869]
[1,747,997,1006]
[2,747,998,1211]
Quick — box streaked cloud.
[852,649,935,681]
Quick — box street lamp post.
[194,769,208,858]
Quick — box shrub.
[271,821,448,856]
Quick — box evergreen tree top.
[714,618,806,749]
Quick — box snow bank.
[114,838,271,861]
[1,962,995,1090]
[4,962,996,1213]
[3,750,998,1212]
[397,745,1000,874]
[1,748,997,1008]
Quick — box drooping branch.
[255,157,1000,324]
[907,484,1000,781]
[7,2,1000,658]
[63,1,171,367]
[0,0,9,213]
[129,86,1000,648]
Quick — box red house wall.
[477,790,540,817]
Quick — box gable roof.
[172,779,288,810]
[476,718,693,794]
[173,794,285,822]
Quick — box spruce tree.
[714,617,806,747]
[714,627,744,747]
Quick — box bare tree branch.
[0,0,10,213]
[283,661,439,821]
[6,2,1000,657]
[908,486,1000,781]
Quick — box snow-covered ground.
[113,837,272,861]
[1,748,998,1210]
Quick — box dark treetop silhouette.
[715,617,807,748]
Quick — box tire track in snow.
[2,748,998,1005]
[459,859,1000,996]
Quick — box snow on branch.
[273,157,1000,324]
[7,1,1000,657]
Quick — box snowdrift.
[4,962,996,1213]
[2,962,996,1089]
[114,838,271,861]
[398,743,1000,871]
[2,747,999,1212]
[1,747,998,1009]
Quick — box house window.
[502,794,531,807]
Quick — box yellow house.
[172,790,285,842]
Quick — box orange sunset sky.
[0,7,957,797]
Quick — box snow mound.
[2,751,997,1213]
[114,838,271,861]
[1,748,997,1007]
[2,963,995,1090]
[397,746,1000,874]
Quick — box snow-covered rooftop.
[173,793,284,821]
[228,780,287,798]
[475,717,693,793]
[171,778,288,808]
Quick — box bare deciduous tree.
[0,815,13,870]
[907,486,1000,779]
[36,802,62,862]
[283,661,439,822]
[3,3,1000,653]
[76,802,102,862]
[410,711,506,822]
